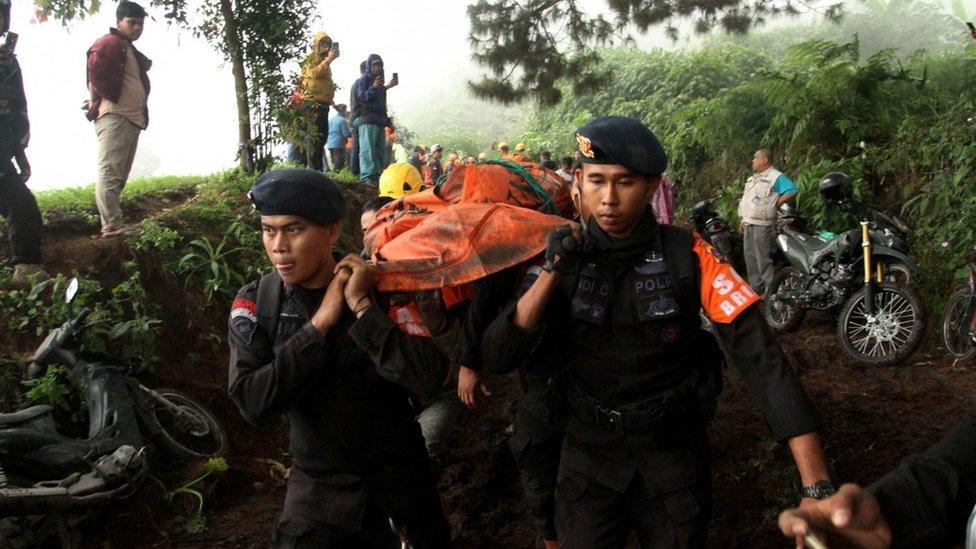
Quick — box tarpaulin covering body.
[366,162,573,291]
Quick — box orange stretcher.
[366,161,573,291]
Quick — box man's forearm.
[512,270,560,329]
[787,431,831,486]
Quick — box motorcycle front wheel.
[838,283,926,366]
[941,288,976,361]
[764,267,807,333]
[149,388,229,461]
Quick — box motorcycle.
[0,278,228,544]
[940,242,976,362]
[764,173,925,365]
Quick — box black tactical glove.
[543,225,581,274]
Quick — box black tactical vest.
[566,225,703,406]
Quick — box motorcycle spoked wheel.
[941,288,976,361]
[837,283,926,366]
[764,267,807,333]
[149,388,229,461]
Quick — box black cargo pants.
[554,419,712,548]
[509,389,563,542]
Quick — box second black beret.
[248,168,347,225]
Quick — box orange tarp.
[366,162,573,291]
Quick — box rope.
[434,160,558,215]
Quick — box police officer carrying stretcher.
[482,116,834,547]
[227,169,451,548]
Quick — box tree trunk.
[219,0,254,173]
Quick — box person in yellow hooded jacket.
[300,32,339,172]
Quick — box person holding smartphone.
[0,0,48,288]
[968,21,976,41]
[356,54,398,186]
[299,32,339,172]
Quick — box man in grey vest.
[737,148,798,295]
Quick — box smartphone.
[332,41,339,51]
[3,32,18,55]
[393,72,398,80]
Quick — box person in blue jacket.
[326,104,349,173]
[356,54,398,186]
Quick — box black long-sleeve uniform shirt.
[227,279,448,529]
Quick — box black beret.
[248,169,347,225]
[117,1,147,20]
[575,116,667,176]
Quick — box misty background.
[6,0,974,190]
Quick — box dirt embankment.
[1,185,972,548]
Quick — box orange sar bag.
[365,161,574,292]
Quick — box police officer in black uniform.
[482,116,834,547]
[227,169,451,548]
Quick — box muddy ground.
[1,188,972,548]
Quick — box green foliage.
[528,5,976,300]
[0,271,162,373]
[20,367,75,413]
[132,220,182,252]
[718,0,961,60]
[176,216,265,302]
[466,0,842,105]
[194,0,318,168]
[33,175,204,213]
[152,457,229,535]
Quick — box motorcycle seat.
[0,405,54,426]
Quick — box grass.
[34,175,209,213]
[32,166,361,215]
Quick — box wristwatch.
[800,480,837,500]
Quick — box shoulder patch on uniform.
[693,234,759,324]
[231,298,257,322]
[230,298,257,344]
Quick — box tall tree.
[466,0,843,105]
[35,0,317,173]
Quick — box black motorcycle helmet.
[819,172,853,204]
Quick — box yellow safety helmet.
[379,163,423,199]
[515,142,527,152]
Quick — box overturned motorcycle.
[0,278,228,546]
[764,172,925,365]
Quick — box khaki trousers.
[95,113,141,230]
[743,224,776,294]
